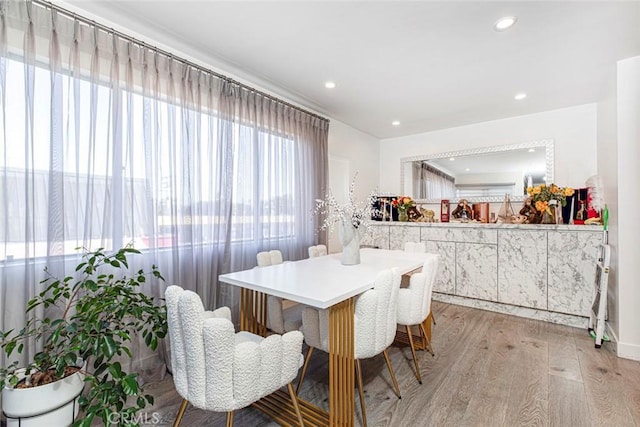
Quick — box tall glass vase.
[541,200,557,224]
[338,219,361,265]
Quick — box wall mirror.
[400,139,554,203]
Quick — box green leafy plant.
[0,247,168,427]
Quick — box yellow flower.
[550,184,560,194]
[533,187,541,195]
[403,197,412,205]
[527,187,534,196]
[540,183,546,188]
[563,187,574,196]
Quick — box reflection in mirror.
[401,140,554,203]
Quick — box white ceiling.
[65,1,640,139]
[427,147,546,177]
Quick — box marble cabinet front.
[548,231,601,316]
[367,223,603,322]
[456,242,498,301]
[498,230,548,309]
[425,240,455,294]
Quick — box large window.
[0,57,313,261]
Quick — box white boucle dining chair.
[396,254,440,384]
[256,250,303,334]
[297,268,402,427]
[165,286,305,427]
[403,241,437,327]
[308,244,328,258]
[404,241,426,253]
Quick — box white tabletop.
[218,248,428,309]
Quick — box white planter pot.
[2,366,85,427]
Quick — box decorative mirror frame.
[400,139,554,203]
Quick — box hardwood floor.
[140,302,640,426]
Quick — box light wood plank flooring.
[130,302,640,426]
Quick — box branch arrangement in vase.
[313,172,380,234]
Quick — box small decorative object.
[391,196,415,222]
[314,172,379,265]
[407,206,422,222]
[527,183,574,225]
[418,208,436,222]
[496,194,516,223]
[473,203,490,223]
[586,175,605,224]
[441,199,450,222]
[519,197,539,224]
[451,199,473,221]
[541,200,558,224]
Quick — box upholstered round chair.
[404,241,426,253]
[308,244,328,258]
[397,254,440,383]
[165,286,305,426]
[297,268,402,427]
[256,250,304,334]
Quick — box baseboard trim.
[432,292,588,328]
[616,340,640,361]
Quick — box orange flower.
[535,200,548,212]
[533,187,541,195]
[550,184,560,194]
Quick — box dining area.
[149,237,639,427]
[165,246,439,427]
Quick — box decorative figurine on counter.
[407,206,423,222]
[451,199,474,221]
[496,194,517,223]
[441,200,450,223]
[418,208,437,222]
[519,197,539,224]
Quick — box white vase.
[338,219,361,265]
[3,365,85,427]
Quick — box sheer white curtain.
[418,163,455,200]
[0,1,328,378]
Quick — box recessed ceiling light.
[465,168,471,172]
[528,148,535,153]
[449,157,455,161]
[324,81,336,89]
[514,93,527,100]
[494,16,517,31]
[391,120,400,126]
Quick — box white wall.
[596,65,619,343]
[327,120,380,253]
[616,56,640,360]
[379,104,598,195]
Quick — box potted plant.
[0,247,168,427]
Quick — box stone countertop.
[369,220,603,232]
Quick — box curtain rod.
[32,0,329,123]
[420,162,455,182]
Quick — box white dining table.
[218,248,429,427]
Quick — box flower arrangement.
[392,196,415,212]
[527,183,575,213]
[314,172,379,232]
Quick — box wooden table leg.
[243,287,331,426]
[329,297,355,426]
[239,288,268,336]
